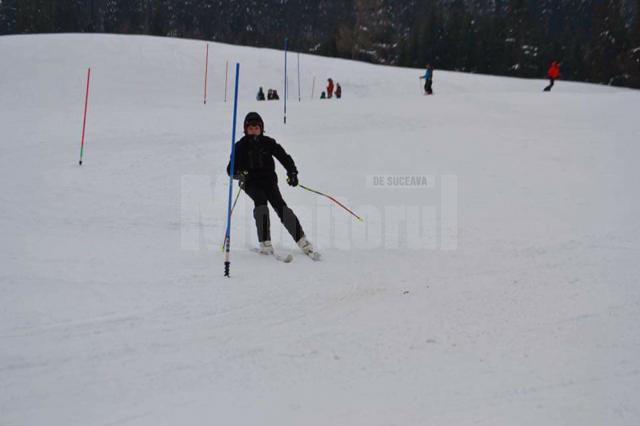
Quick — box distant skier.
[419,64,434,95]
[227,112,317,258]
[327,78,334,98]
[544,62,561,92]
[335,83,342,99]
[267,89,274,100]
[257,87,266,101]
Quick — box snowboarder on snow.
[327,78,335,98]
[544,62,561,92]
[335,83,342,99]
[227,112,316,257]
[257,87,266,101]
[419,64,434,95]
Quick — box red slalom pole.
[203,44,209,105]
[78,67,91,166]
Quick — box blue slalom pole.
[284,38,288,124]
[224,63,240,277]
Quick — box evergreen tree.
[16,0,55,33]
[635,0,640,45]
[628,0,640,86]
[589,0,630,85]
[0,0,18,35]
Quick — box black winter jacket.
[226,135,297,184]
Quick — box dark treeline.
[1,0,639,88]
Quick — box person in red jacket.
[544,61,561,92]
[327,78,334,98]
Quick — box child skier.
[227,112,317,258]
[419,64,434,95]
[335,83,342,99]
[544,62,561,92]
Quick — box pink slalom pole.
[78,67,91,166]
[203,44,209,105]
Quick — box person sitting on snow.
[271,89,280,100]
[320,91,326,99]
[226,112,317,258]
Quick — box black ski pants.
[424,79,433,95]
[243,180,304,243]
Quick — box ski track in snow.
[1,34,640,425]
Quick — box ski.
[250,247,294,263]
[304,251,322,261]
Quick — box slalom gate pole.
[284,38,288,124]
[225,60,229,102]
[297,52,301,102]
[78,67,91,166]
[224,63,240,277]
[311,76,316,99]
[221,186,243,252]
[203,44,209,104]
[299,184,364,222]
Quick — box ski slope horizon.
[1,33,640,425]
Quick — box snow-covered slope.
[1,34,639,425]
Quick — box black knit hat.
[244,112,264,135]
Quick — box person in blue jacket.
[419,64,434,95]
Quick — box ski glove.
[234,170,249,189]
[287,172,299,187]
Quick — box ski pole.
[299,184,364,222]
[221,186,243,252]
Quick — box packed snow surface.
[1,34,639,425]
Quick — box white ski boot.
[258,240,274,255]
[297,236,321,260]
[251,241,293,263]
